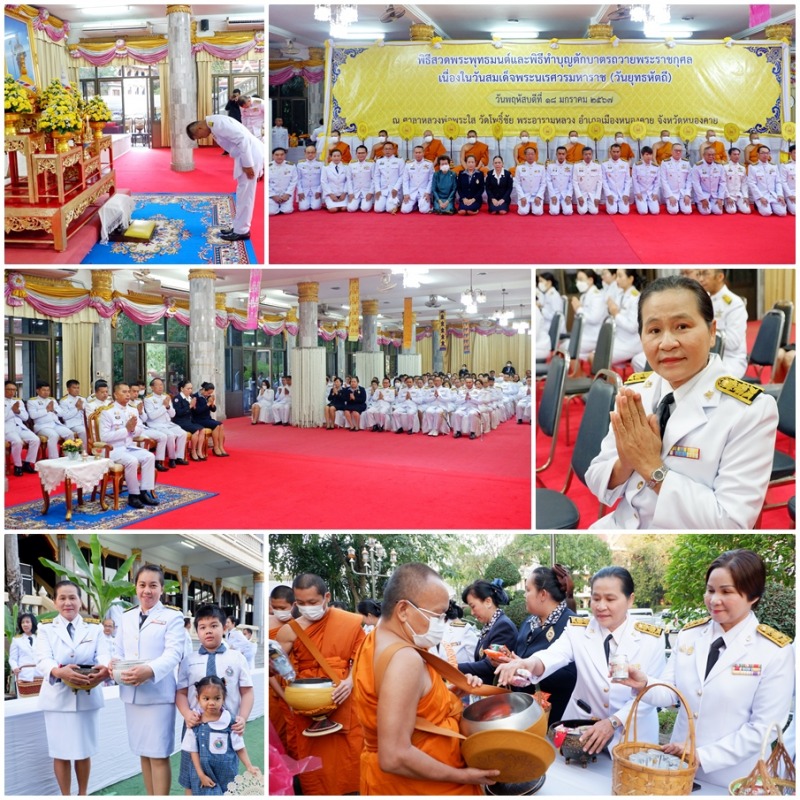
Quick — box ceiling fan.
[380,4,406,23]
[377,273,398,292]
[280,39,302,59]
[605,5,631,22]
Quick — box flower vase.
[66,450,80,461]
[5,113,20,136]
[89,121,106,140]
[51,131,72,153]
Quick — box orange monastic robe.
[616,142,635,161]
[745,144,760,165]
[515,142,539,164]
[458,141,490,173]
[327,142,352,163]
[370,140,400,160]
[424,137,448,169]
[269,624,297,758]
[352,634,480,796]
[701,140,728,163]
[566,141,586,163]
[655,141,673,164]
[289,608,366,795]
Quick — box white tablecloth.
[35,456,113,494]
[4,668,264,795]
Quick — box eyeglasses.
[405,599,447,624]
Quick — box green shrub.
[757,581,795,640]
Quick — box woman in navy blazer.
[485,155,513,214]
[456,154,485,215]
[342,376,368,431]
[512,565,578,723]
[191,381,229,457]
[458,579,518,683]
[173,380,207,461]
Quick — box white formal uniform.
[5,396,40,466]
[691,161,726,215]
[435,618,480,666]
[36,614,109,760]
[204,115,264,233]
[110,601,184,757]
[722,162,751,214]
[573,284,606,358]
[225,627,251,662]
[401,158,434,213]
[748,161,787,216]
[130,395,169,460]
[573,160,603,214]
[611,286,641,363]
[272,384,292,424]
[514,162,547,216]
[545,162,574,215]
[660,157,693,214]
[536,306,551,360]
[99,401,156,495]
[144,392,187,460]
[10,632,42,682]
[709,285,748,377]
[638,613,794,787]
[28,395,72,458]
[422,386,453,435]
[268,160,297,216]
[59,393,88,441]
[362,385,394,430]
[779,159,796,215]
[373,155,405,213]
[452,387,484,436]
[321,161,352,210]
[632,162,661,215]
[270,122,289,150]
[516,382,533,422]
[602,158,632,215]
[296,159,323,211]
[348,160,375,212]
[538,286,564,334]
[391,384,419,432]
[586,354,778,530]
[536,615,666,749]
[254,387,274,423]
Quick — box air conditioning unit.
[81,21,151,37]
[226,16,264,30]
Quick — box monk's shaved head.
[382,562,443,616]
[271,585,295,604]
[293,573,328,596]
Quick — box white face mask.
[575,279,589,294]
[424,135,432,143]
[751,137,760,144]
[331,136,339,143]
[661,135,670,143]
[404,604,447,648]
[615,137,624,144]
[520,136,529,143]
[273,609,292,622]
[707,135,716,143]
[297,604,327,622]
[439,163,450,172]
[378,135,386,143]
[467,136,476,144]
[569,136,578,144]
[537,281,548,292]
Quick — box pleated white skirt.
[123,702,176,757]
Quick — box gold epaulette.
[635,621,664,637]
[681,616,711,631]
[625,371,653,385]
[723,294,732,305]
[166,604,182,612]
[450,619,466,627]
[631,288,640,297]
[39,618,54,624]
[84,617,100,625]
[757,623,792,647]
[61,395,69,401]
[716,376,763,405]
[569,616,590,626]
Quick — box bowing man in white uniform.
[144,377,189,466]
[632,147,661,215]
[5,381,39,475]
[28,381,72,459]
[695,269,748,378]
[59,379,88,442]
[585,275,778,530]
[748,145,787,217]
[401,146,434,214]
[109,565,184,797]
[607,269,642,364]
[99,382,158,510]
[321,148,352,211]
[618,549,794,788]
[660,143,693,214]
[497,566,666,755]
[602,144,632,215]
[10,612,43,682]
[36,580,110,795]
[186,115,265,239]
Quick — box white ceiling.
[10,268,531,328]
[268,3,796,48]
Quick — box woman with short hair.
[192,381,228,457]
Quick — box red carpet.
[269,204,795,265]
[6,417,531,530]
[5,147,264,264]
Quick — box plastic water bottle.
[268,640,296,682]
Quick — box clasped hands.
[610,388,664,486]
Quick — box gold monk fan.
[782,121,796,143]
[398,121,415,159]
[630,121,647,160]
[356,121,368,143]
[587,122,605,158]
[491,121,504,158]
[724,122,741,143]
[443,120,460,160]
[540,122,556,162]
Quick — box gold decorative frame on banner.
[4,7,40,89]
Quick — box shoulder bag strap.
[288,619,340,684]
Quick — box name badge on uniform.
[668,445,700,459]
[679,645,694,655]
[147,619,166,625]
[732,663,761,676]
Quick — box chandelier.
[390,267,429,289]
[630,3,671,26]
[460,269,487,315]
[315,3,359,36]
[492,289,514,327]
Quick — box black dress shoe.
[395,428,404,434]
[517,419,523,424]
[219,227,233,235]
[13,466,23,477]
[469,432,477,440]
[155,462,169,472]
[220,231,250,242]
[23,462,37,474]
[128,494,144,509]
[168,459,177,468]
[140,490,160,506]
[175,458,189,466]
[454,431,462,439]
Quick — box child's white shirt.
[181,708,245,753]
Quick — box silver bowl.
[461,693,545,736]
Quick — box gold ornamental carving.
[85,159,100,177]
[254,572,264,583]
[362,299,379,315]
[189,269,217,281]
[215,292,227,311]
[588,23,613,39]
[765,24,793,40]
[166,5,192,15]
[5,216,53,234]
[36,157,56,175]
[5,140,24,153]
[91,270,114,301]
[64,151,82,168]
[409,23,434,41]
[298,282,320,303]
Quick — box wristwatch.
[646,464,669,490]
[609,716,623,731]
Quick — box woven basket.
[17,677,43,697]
[612,682,697,796]
[729,722,796,795]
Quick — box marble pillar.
[362,299,379,352]
[91,270,113,384]
[214,293,227,420]
[181,566,190,616]
[215,577,223,606]
[189,270,217,390]
[253,572,264,639]
[239,588,247,624]
[295,284,326,427]
[335,322,346,378]
[298,282,319,348]
[306,57,324,133]
[167,4,196,172]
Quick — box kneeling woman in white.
[110,564,184,796]
[618,549,794,788]
[35,580,110,795]
[496,566,666,755]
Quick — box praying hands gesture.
[125,415,138,433]
[608,388,664,490]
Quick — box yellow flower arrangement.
[4,75,34,114]
[40,97,82,134]
[85,95,112,123]
[62,438,83,453]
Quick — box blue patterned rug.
[4,484,217,530]
[81,193,256,264]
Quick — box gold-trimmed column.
[189,269,217,394]
[298,281,319,348]
[168,3,196,171]
[91,269,114,385]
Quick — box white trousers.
[273,402,292,424]
[695,199,724,215]
[548,197,573,215]
[363,402,391,428]
[64,420,87,442]
[725,197,751,214]
[347,192,374,212]
[33,423,72,458]
[576,197,599,215]
[5,426,40,465]
[665,195,693,214]
[605,195,631,215]
[755,198,788,217]
[401,192,431,214]
[373,192,400,213]
[635,196,660,215]
[268,197,293,215]
[145,423,187,459]
[786,197,796,215]
[113,446,155,494]
[452,408,481,435]
[324,194,348,210]
[256,402,273,423]
[516,398,532,421]
[517,196,544,216]
[423,405,450,435]
[392,405,419,432]
[234,172,259,232]
[298,193,322,211]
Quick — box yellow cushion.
[124,220,156,239]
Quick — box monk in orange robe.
[268,586,297,758]
[514,131,538,165]
[565,130,585,164]
[327,137,352,163]
[422,129,447,170]
[457,129,490,174]
[699,130,728,164]
[277,574,365,796]
[745,134,763,166]
[612,132,635,161]
[351,562,499,796]
[655,129,674,165]
[370,130,399,160]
